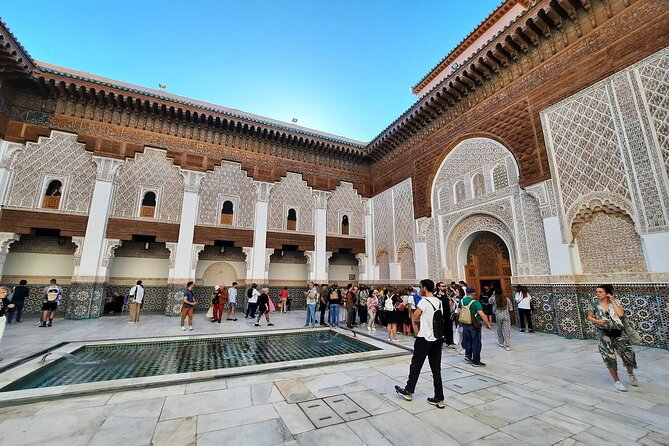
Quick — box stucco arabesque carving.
[254,181,274,203]
[0,141,25,169]
[242,247,253,271]
[165,242,178,269]
[564,192,635,244]
[71,236,85,266]
[191,244,205,272]
[355,253,366,274]
[92,156,124,183]
[313,190,330,210]
[101,239,122,268]
[304,250,315,274]
[0,232,20,263]
[415,217,431,243]
[180,170,206,194]
[525,180,558,218]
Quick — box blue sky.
[2,0,502,142]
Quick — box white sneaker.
[498,343,504,347]
[181,326,186,331]
[368,326,372,331]
[629,374,638,387]
[372,328,376,332]
[505,346,510,351]
[456,347,464,355]
[189,326,193,331]
[614,381,627,392]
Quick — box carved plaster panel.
[392,179,415,261]
[242,247,253,271]
[327,182,365,237]
[198,162,257,228]
[372,188,393,262]
[191,243,205,271]
[355,253,366,274]
[101,239,122,268]
[6,131,96,214]
[111,148,184,223]
[181,170,206,194]
[268,173,315,233]
[165,242,177,269]
[71,236,85,266]
[0,232,20,264]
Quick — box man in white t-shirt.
[227,282,238,321]
[396,279,445,409]
[128,280,144,323]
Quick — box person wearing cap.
[460,286,492,367]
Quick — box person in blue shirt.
[180,281,198,331]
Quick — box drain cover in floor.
[323,395,370,421]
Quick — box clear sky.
[2,0,502,142]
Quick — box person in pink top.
[367,289,380,331]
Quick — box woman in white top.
[514,285,533,332]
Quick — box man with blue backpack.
[395,279,446,409]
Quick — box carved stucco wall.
[371,178,415,265]
[111,148,184,222]
[197,161,257,228]
[542,47,669,243]
[267,172,315,233]
[429,137,549,279]
[576,213,647,273]
[399,245,415,280]
[326,182,365,237]
[5,131,96,214]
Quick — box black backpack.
[425,298,445,339]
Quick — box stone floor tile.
[533,410,592,435]
[346,418,395,446]
[381,389,434,414]
[365,410,461,445]
[298,399,344,428]
[197,403,279,433]
[294,423,366,446]
[273,401,315,434]
[160,385,252,420]
[106,384,186,405]
[89,415,158,446]
[553,404,649,441]
[299,372,366,398]
[197,418,293,446]
[500,417,573,446]
[275,379,316,403]
[639,431,669,446]
[252,382,285,405]
[110,396,165,418]
[421,405,497,443]
[348,389,399,415]
[151,416,196,446]
[185,378,227,394]
[468,431,531,446]
[574,427,643,446]
[462,396,546,426]
[33,393,112,414]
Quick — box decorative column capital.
[355,253,367,274]
[92,156,124,182]
[180,169,206,193]
[242,247,253,271]
[254,181,274,202]
[0,232,20,263]
[325,251,332,273]
[313,190,331,210]
[363,198,372,215]
[304,250,315,274]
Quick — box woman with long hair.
[493,292,512,350]
[367,289,380,331]
[385,287,400,342]
[514,285,533,332]
[587,284,638,392]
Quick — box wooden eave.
[365,0,589,161]
[0,18,35,79]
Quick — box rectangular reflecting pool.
[2,330,379,392]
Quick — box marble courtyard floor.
[0,311,667,446]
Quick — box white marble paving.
[0,314,667,445]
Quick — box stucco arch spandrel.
[446,214,518,277]
[565,192,636,243]
[422,134,520,217]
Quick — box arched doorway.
[463,232,514,324]
[202,261,238,287]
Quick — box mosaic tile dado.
[521,283,669,349]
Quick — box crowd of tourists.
[0,278,640,393]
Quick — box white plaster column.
[414,218,429,280]
[251,182,273,282]
[363,199,376,280]
[314,191,330,283]
[355,253,367,281]
[75,157,124,281]
[641,232,669,273]
[542,216,575,276]
[0,232,20,280]
[0,139,24,205]
[171,170,206,283]
[389,262,402,281]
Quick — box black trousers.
[319,303,327,325]
[519,308,533,330]
[246,302,258,317]
[346,308,357,327]
[405,337,444,400]
[358,305,367,325]
[6,301,24,323]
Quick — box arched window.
[341,215,349,235]
[220,200,234,225]
[438,186,449,209]
[454,181,465,204]
[492,164,509,190]
[472,173,485,197]
[140,191,157,218]
[42,180,62,209]
[287,208,297,231]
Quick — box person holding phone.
[587,284,638,392]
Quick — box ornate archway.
[202,261,238,287]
